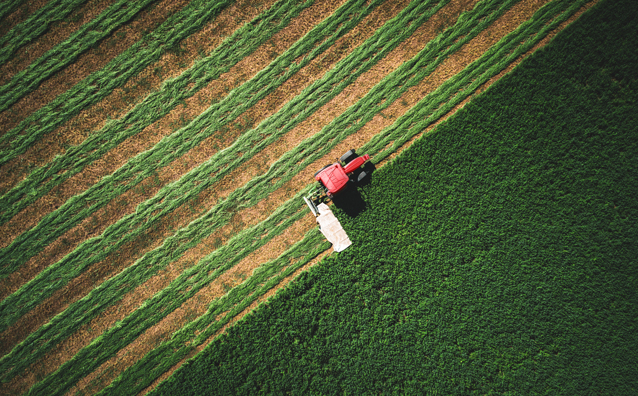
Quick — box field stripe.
[0,0,93,66]
[0,0,232,166]
[104,0,593,392]
[0,0,123,89]
[0,0,395,376]
[5,0,520,389]
[0,0,396,326]
[0,0,162,113]
[0,0,278,201]
[0,0,315,232]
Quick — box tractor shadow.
[332,162,376,218]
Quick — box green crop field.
[1,0,634,394]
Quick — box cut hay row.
[0,0,313,237]
[0,0,29,22]
[0,0,596,394]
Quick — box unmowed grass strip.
[0,0,390,376]
[151,0,638,392]
[0,0,162,113]
[0,0,309,226]
[0,0,92,66]
[0,0,407,329]
[10,0,524,385]
[0,0,235,167]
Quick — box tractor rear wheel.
[340,149,357,165]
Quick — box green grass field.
[0,0,631,394]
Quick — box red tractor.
[303,149,371,216]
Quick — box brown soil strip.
[0,0,119,87]
[1,0,597,392]
[0,0,276,196]
[0,0,48,38]
[0,0,190,134]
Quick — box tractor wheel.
[340,149,357,165]
[314,164,331,178]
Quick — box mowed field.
[0,0,601,394]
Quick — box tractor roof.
[315,164,349,194]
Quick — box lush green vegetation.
[152,0,638,394]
